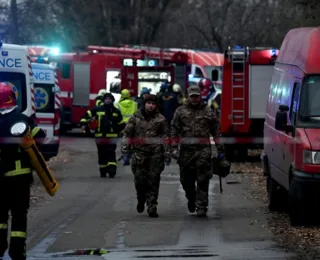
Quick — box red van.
[262,27,320,226]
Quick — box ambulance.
[0,41,35,116]
[32,62,60,160]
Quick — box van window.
[294,75,320,128]
[0,72,27,112]
[300,76,320,118]
[195,67,204,77]
[290,82,301,125]
[62,63,70,79]
[34,83,55,113]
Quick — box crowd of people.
[0,78,226,259]
[80,78,227,219]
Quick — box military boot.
[148,211,159,218]
[148,206,159,218]
[187,200,196,213]
[137,201,145,213]
[196,208,207,218]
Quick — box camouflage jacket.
[121,109,170,156]
[170,100,224,153]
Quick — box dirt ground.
[233,151,320,260]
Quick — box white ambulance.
[32,62,61,160]
[0,42,35,116]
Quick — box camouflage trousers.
[178,147,212,210]
[131,152,165,213]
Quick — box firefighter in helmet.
[136,88,150,109]
[0,82,46,260]
[80,93,123,178]
[198,78,219,116]
[116,89,138,126]
[115,89,138,165]
[95,89,107,106]
[173,83,185,106]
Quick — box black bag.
[212,157,231,193]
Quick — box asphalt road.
[4,135,297,259]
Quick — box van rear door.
[34,81,56,137]
[0,44,32,116]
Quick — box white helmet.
[98,89,106,96]
[173,84,180,92]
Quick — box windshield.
[296,75,320,128]
[34,83,55,113]
[0,72,27,112]
[300,76,320,117]
[204,66,223,82]
[138,71,171,95]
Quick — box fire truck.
[217,46,278,161]
[49,46,189,132]
[89,45,224,86]
[166,47,224,84]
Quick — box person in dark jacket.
[0,82,46,260]
[135,88,150,109]
[80,93,123,178]
[159,83,179,126]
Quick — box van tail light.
[54,108,61,136]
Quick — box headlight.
[303,150,320,164]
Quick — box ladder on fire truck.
[227,46,248,125]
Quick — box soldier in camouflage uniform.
[121,94,171,218]
[171,85,225,217]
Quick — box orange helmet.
[0,82,17,111]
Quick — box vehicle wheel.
[267,176,287,212]
[288,180,305,226]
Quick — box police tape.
[0,136,303,145]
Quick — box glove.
[81,125,87,133]
[217,153,225,160]
[164,155,171,166]
[171,150,179,160]
[122,155,130,164]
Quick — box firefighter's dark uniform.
[80,94,123,178]
[0,110,46,260]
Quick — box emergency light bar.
[226,46,249,55]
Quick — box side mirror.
[275,105,293,133]
[10,122,28,136]
[211,70,219,81]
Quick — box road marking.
[116,221,127,249]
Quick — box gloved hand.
[81,124,87,134]
[122,154,130,165]
[171,150,179,160]
[164,155,171,166]
[217,153,225,160]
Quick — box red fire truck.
[49,46,189,132]
[89,45,224,85]
[217,47,279,161]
